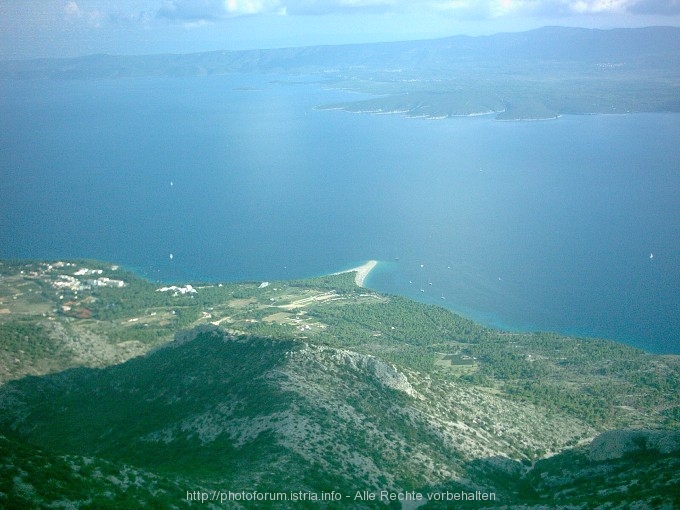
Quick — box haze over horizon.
[2,0,680,59]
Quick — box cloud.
[156,0,231,20]
[559,0,680,17]
[629,0,680,15]
[63,1,105,27]
[281,1,390,15]
[429,0,680,19]
[54,0,680,32]
[568,0,629,14]
[430,0,525,19]
[225,0,285,15]
[64,1,82,18]
[153,0,403,18]
[155,0,286,20]
[277,0,629,19]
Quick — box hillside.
[0,259,678,508]
[1,26,679,119]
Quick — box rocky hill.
[0,259,678,508]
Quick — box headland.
[335,260,378,287]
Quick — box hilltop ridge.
[0,259,678,507]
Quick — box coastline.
[334,260,378,287]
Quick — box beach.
[336,260,378,287]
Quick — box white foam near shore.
[334,260,378,287]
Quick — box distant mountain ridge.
[1,26,679,78]
[3,26,679,120]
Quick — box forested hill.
[0,259,678,508]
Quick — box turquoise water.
[1,75,679,353]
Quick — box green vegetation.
[1,259,678,430]
[0,258,678,508]
[0,435,202,509]
[319,61,680,120]
[0,320,60,361]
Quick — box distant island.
[0,258,678,508]
[1,26,679,120]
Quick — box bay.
[1,75,678,353]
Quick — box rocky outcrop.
[587,429,680,461]
[331,348,420,398]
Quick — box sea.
[1,74,679,354]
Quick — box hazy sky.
[1,0,680,59]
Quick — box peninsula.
[335,259,378,287]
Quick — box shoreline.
[334,260,378,287]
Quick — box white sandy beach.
[335,260,378,287]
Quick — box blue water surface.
[1,75,678,353]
